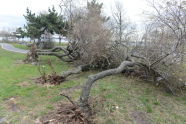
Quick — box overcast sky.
[0,0,149,30]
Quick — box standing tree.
[24,8,43,43]
[14,27,26,41]
[112,1,136,44]
[59,0,74,30]
[24,7,68,48]
[0,30,10,42]
[150,0,186,62]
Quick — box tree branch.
[79,61,137,110]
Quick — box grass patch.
[0,48,185,124]
[54,42,68,47]
[11,43,29,50]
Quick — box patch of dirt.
[131,111,151,124]
[17,81,31,87]
[36,94,109,124]
[0,117,7,124]
[37,102,91,124]
[20,116,35,124]
[6,97,21,112]
[36,74,66,86]
[14,60,25,65]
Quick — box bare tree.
[78,0,186,111]
[30,0,186,114]
[111,1,136,44]
[149,0,186,62]
[0,30,12,42]
[59,0,75,30]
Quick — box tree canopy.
[24,7,69,41]
[14,27,26,40]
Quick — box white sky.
[0,0,149,30]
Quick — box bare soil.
[37,101,92,124]
[131,111,151,124]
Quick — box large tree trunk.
[37,46,68,53]
[79,61,136,111]
[36,46,74,62]
[62,65,90,78]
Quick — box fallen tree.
[62,65,91,78]
[26,0,186,117]
[78,57,185,112]
[79,61,136,111]
[24,44,38,64]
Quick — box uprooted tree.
[27,0,186,113]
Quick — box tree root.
[36,73,65,85]
[24,44,38,64]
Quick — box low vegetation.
[0,0,186,123]
[29,0,186,115]
[0,48,185,123]
[11,43,29,50]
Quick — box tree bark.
[36,46,75,62]
[79,61,136,111]
[37,46,68,53]
[62,65,90,78]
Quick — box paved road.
[0,43,29,54]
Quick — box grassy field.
[11,43,29,50]
[0,48,185,124]
[12,42,68,50]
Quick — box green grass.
[11,43,29,50]
[0,48,185,124]
[0,48,72,123]
[54,42,68,46]
[12,42,67,50]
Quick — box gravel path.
[0,43,28,54]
